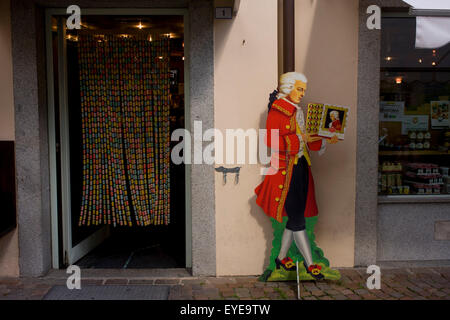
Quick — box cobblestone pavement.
[0,267,449,300]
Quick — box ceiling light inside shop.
[395,77,403,84]
[66,34,78,42]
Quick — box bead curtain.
[78,34,171,227]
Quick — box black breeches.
[284,156,308,231]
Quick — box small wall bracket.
[215,166,241,185]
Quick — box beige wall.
[0,0,358,277]
[214,0,359,275]
[214,0,278,276]
[0,0,19,277]
[295,0,359,267]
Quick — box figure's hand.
[327,135,339,144]
[301,133,322,143]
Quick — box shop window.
[379,15,450,197]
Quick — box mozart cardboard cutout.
[255,72,342,282]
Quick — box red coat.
[255,98,323,223]
[330,119,342,132]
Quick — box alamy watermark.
[366,265,381,290]
[366,5,381,30]
[66,265,81,290]
[66,5,81,30]
[171,121,281,175]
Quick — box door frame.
[45,8,192,269]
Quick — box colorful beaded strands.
[78,33,171,227]
[149,37,170,226]
[78,34,132,227]
[121,35,171,226]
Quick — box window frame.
[378,10,450,203]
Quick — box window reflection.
[379,16,450,196]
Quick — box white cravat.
[282,98,305,156]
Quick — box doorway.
[46,9,189,270]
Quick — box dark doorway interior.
[76,227,183,269]
[55,15,186,268]
[0,141,16,238]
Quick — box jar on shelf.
[416,131,424,141]
[403,185,410,194]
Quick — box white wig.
[330,110,339,120]
[277,72,308,99]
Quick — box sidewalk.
[0,267,449,300]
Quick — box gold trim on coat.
[276,156,295,222]
[272,102,293,117]
[285,134,292,152]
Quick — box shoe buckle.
[285,261,295,269]
[307,264,322,275]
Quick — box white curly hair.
[277,72,308,99]
[330,110,340,120]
